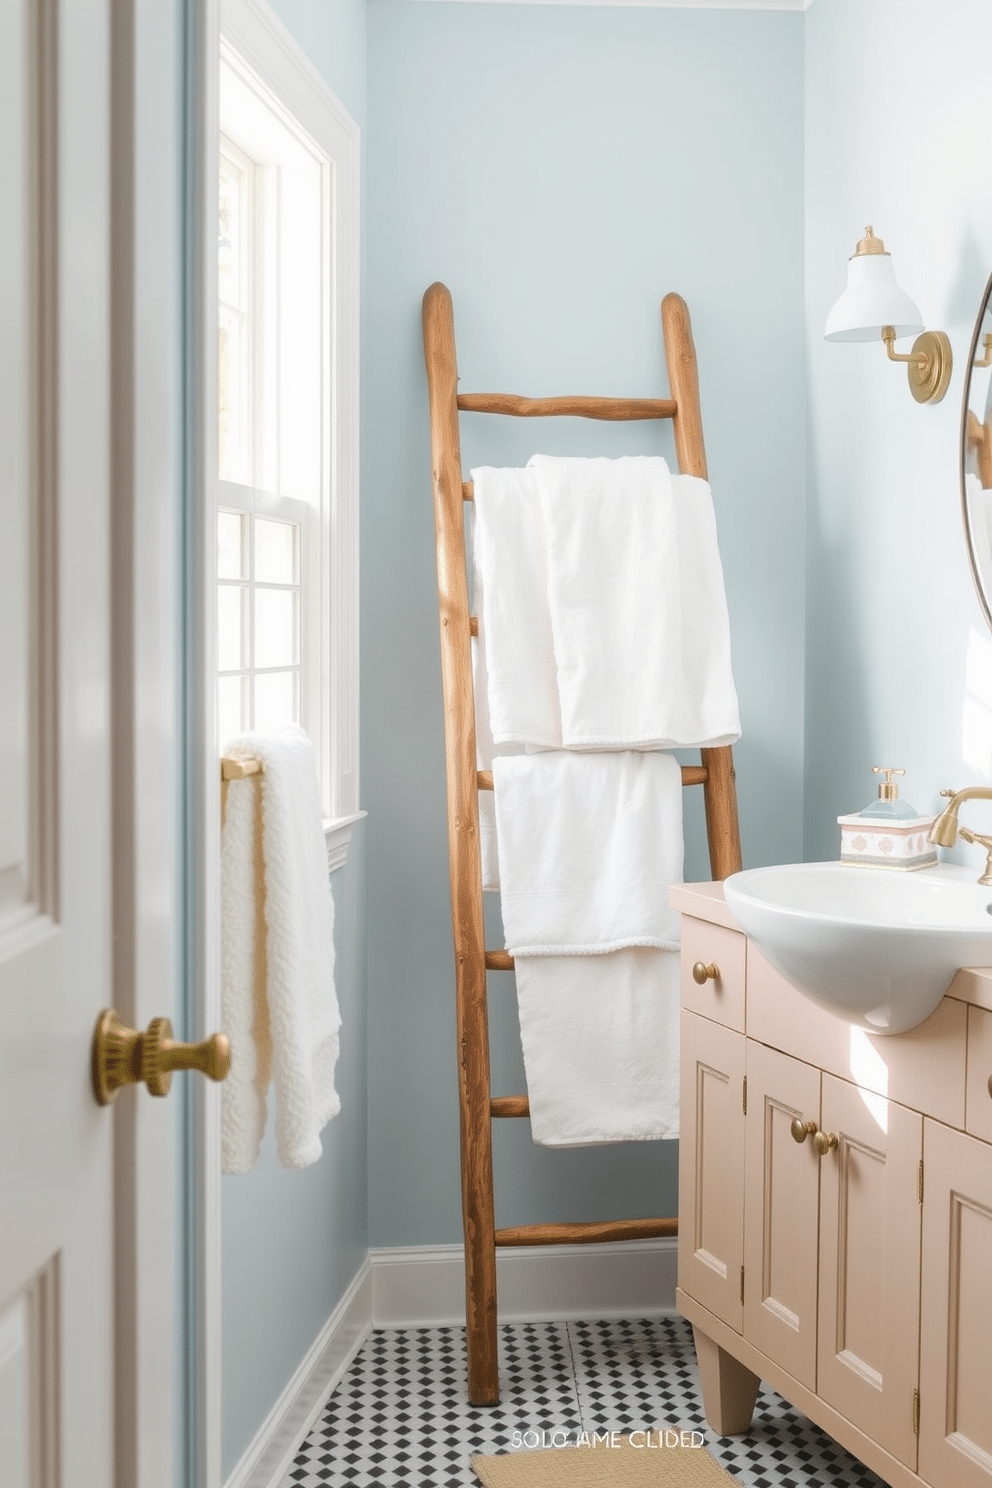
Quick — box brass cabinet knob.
[790,1118,818,1144]
[692,961,719,985]
[92,1009,231,1106]
[813,1130,839,1157]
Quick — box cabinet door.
[744,1041,820,1388]
[817,1076,922,1471]
[920,1120,992,1488]
[679,1011,746,1330]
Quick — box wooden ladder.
[421,282,742,1405]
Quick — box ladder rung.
[469,616,479,636]
[494,1217,678,1247]
[478,766,705,792]
[491,1096,529,1118]
[485,949,514,971]
[457,393,678,422]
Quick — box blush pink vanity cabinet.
[672,881,992,1488]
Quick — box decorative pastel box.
[837,812,937,871]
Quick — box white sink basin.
[723,862,992,1034]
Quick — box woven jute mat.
[471,1431,734,1487]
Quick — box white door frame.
[113,0,186,1484]
[186,0,225,1483]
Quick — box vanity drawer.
[680,916,746,1031]
[966,1005,992,1142]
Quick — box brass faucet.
[929,786,992,884]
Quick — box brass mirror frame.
[961,266,992,635]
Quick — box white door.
[0,1,186,1485]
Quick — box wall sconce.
[824,226,952,404]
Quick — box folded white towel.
[221,726,341,1172]
[530,454,741,750]
[493,751,683,955]
[472,457,740,753]
[515,948,681,1146]
[472,465,561,751]
[494,749,683,1145]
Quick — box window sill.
[323,810,366,874]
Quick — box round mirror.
[962,270,992,631]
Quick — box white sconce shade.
[824,228,923,341]
[823,225,951,404]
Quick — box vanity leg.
[692,1326,761,1434]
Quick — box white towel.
[493,751,683,956]
[494,750,683,1146]
[515,949,681,1146]
[471,456,740,752]
[221,726,341,1173]
[531,454,741,749]
[472,465,561,751]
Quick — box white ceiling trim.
[395,0,814,10]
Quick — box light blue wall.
[266,0,367,125]
[364,0,806,1247]
[804,0,992,859]
[219,2,368,1476]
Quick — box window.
[216,7,360,865]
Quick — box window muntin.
[216,504,302,743]
[216,65,325,763]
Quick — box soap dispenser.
[838,766,937,870]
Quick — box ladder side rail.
[422,282,500,1405]
[662,292,742,878]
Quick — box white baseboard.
[370,1237,678,1328]
[225,1237,678,1488]
[224,1258,373,1488]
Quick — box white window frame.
[219,0,361,869]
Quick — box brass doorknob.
[92,1009,231,1106]
[790,1118,818,1144]
[813,1129,839,1156]
[692,961,719,985]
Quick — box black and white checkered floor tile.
[285,1316,887,1488]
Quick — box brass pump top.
[872,766,905,801]
[854,226,888,256]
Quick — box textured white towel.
[220,765,271,1172]
[493,751,683,956]
[221,726,341,1173]
[531,454,741,749]
[515,949,681,1146]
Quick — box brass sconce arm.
[881,325,952,404]
[882,325,929,369]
